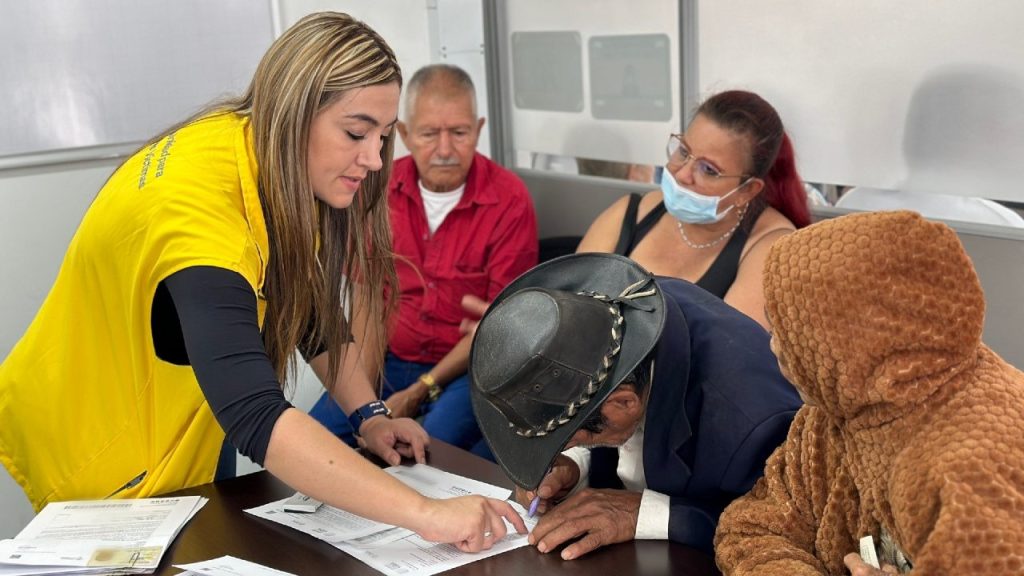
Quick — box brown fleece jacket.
[714,211,1024,575]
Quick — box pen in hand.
[528,465,554,518]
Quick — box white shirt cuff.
[635,489,670,540]
[560,446,591,496]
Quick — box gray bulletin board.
[0,0,274,164]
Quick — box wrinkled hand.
[358,416,428,466]
[459,295,490,337]
[529,488,640,560]
[844,553,899,575]
[386,382,429,419]
[514,455,580,516]
[414,495,528,553]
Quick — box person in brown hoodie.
[714,210,1024,575]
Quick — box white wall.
[699,0,1024,202]
[0,1,272,158]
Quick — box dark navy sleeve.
[667,497,722,554]
[665,410,796,554]
[163,266,293,466]
[720,411,798,493]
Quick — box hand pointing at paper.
[414,496,527,553]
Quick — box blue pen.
[528,466,553,518]
[528,495,541,518]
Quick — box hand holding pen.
[514,455,581,518]
[529,493,542,518]
[528,469,550,517]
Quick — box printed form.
[0,496,207,575]
[246,464,537,576]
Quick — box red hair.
[696,91,811,228]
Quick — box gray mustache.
[430,157,460,167]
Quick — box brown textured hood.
[763,210,985,425]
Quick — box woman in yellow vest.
[0,12,524,551]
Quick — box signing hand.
[386,382,430,419]
[529,488,641,560]
[358,416,428,466]
[513,454,580,516]
[414,495,528,553]
[844,553,899,575]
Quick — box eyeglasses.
[666,134,749,185]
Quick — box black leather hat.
[470,253,666,490]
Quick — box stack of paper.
[245,464,536,576]
[0,496,207,575]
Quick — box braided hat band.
[510,278,656,438]
[469,252,667,490]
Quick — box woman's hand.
[513,454,580,516]
[386,381,430,419]
[413,495,528,553]
[358,416,428,466]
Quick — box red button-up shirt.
[387,153,538,363]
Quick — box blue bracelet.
[347,400,392,437]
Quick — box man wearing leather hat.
[470,253,801,559]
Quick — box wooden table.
[156,440,720,575]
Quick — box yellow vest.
[0,113,268,510]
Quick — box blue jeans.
[309,353,493,460]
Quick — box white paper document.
[337,501,535,576]
[245,498,391,543]
[0,496,207,576]
[245,464,537,576]
[382,465,512,501]
[280,493,321,514]
[175,555,296,576]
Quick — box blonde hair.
[147,12,401,389]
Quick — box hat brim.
[470,253,666,490]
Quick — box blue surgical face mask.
[660,166,745,224]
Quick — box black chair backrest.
[538,236,582,263]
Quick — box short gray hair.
[403,63,477,121]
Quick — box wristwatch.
[347,400,392,437]
[418,373,442,402]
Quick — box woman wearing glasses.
[576,90,810,329]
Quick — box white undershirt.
[419,181,465,234]
[562,424,671,540]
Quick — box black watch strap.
[347,400,392,437]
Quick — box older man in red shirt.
[310,64,537,457]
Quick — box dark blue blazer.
[589,278,801,554]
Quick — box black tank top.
[613,195,755,299]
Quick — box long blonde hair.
[148,12,400,388]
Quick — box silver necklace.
[676,205,747,249]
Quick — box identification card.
[859,535,881,569]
